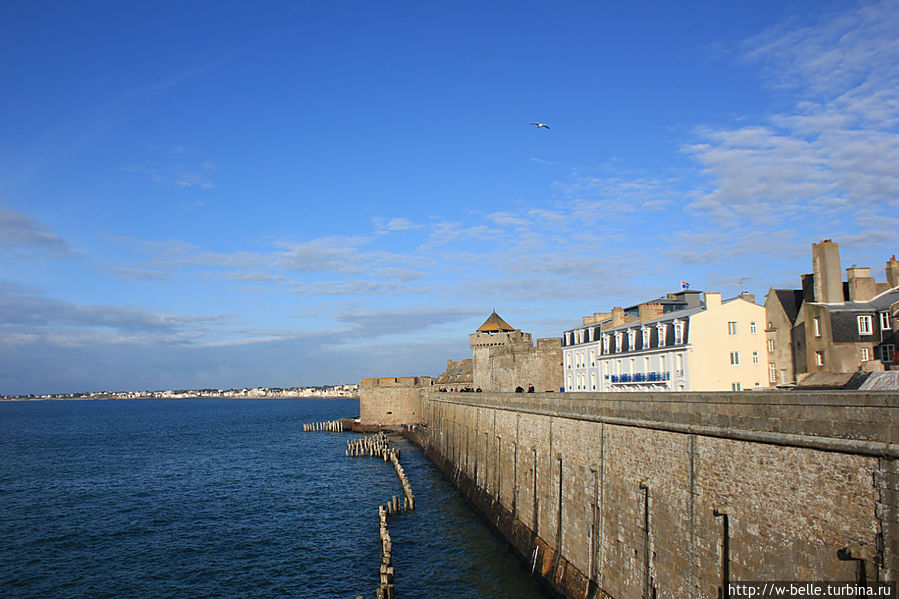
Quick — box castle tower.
[469,311,533,391]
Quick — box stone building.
[764,240,899,384]
[433,358,473,389]
[563,290,768,391]
[469,311,562,392]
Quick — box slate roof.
[818,287,899,312]
[773,289,805,323]
[859,371,899,390]
[476,311,515,333]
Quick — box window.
[627,329,636,350]
[659,355,666,372]
[813,317,821,337]
[674,321,684,344]
[614,332,622,352]
[644,356,650,372]
[750,321,758,334]
[602,334,610,354]
[752,351,759,364]
[727,321,737,335]
[566,354,571,369]
[589,349,595,367]
[732,382,742,391]
[815,351,825,366]
[676,353,684,374]
[590,372,596,390]
[883,345,895,363]
[567,374,573,390]
[769,363,777,383]
[657,324,667,346]
[641,327,650,349]
[881,311,892,331]
[730,351,740,365]
[860,348,870,362]
[858,315,873,335]
[767,339,775,352]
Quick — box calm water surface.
[0,398,549,598]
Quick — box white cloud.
[373,216,421,233]
[0,206,72,254]
[275,236,370,273]
[684,0,899,226]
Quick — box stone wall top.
[361,376,433,388]
[425,390,899,456]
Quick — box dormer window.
[657,323,667,346]
[641,327,651,349]
[626,329,636,350]
[673,320,684,344]
[602,334,610,354]
[614,332,622,352]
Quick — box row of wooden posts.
[345,432,416,599]
[302,419,343,432]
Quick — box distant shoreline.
[1,394,360,402]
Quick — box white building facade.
[563,292,769,392]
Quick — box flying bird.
[530,122,550,130]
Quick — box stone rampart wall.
[358,377,431,426]
[420,390,898,598]
[473,339,562,392]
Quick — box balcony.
[610,372,671,384]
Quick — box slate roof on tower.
[477,310,515,333]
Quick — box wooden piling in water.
[344,431,416,598]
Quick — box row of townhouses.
[560,240,899,392]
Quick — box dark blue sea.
[0,398,549,599]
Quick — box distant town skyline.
[2,1,897,395]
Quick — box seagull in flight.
[530,122,550,130]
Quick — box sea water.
[0,398,549,598]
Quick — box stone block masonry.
[359,376,432,427]
[419,390,898,598]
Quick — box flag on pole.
[681,280,690,290]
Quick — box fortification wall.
[358,376,431,426]
[471,335,562,392]
[420,390,898,598]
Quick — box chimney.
[812,240,843,303]
[801,273,816,302]
[611,307,626,327]
[738,291,756,304]
[846,266,876,301]
[638,302,664,323]
[887,255,899,289]
[583,312,611,326]
[704,292,722,309]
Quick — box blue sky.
[2,1,897,394]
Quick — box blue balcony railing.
[611,372,671,384]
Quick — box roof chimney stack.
[812,240,843,303]
[887,254,899,289]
